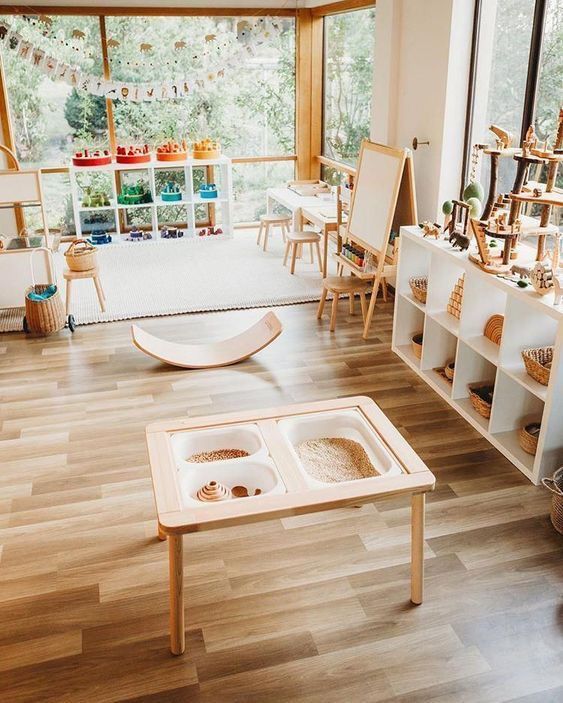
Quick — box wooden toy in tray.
[116,144,151,164]
[156,139,189,162]
[72,148,112,167]
[192,138,221,160]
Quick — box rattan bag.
[65,239,97,272]
[542,467,563,535]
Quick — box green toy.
[463,181,484,203]
[466,197,482,218]
[117,183,152,205]
[82,186,110,208]
[442,200,453,215]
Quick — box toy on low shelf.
[116,144,151,164]
[199,183,218,199]
[124,227,152,242]
[72,148,112,167]
[160,226,183,239]
[156,139,189,162]
[419,221,440,239]
[81,186,110,208]
[192,138,221,160]
[117,182,152,205]
[447,274,464,319]
[160,181,183,202]
[198,226,223,236]
[88,230,112,245]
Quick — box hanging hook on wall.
[412,137,430,150]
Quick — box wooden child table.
[146,396,435,655]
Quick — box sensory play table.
[145,396,436,655]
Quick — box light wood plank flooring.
[0,301,561,703]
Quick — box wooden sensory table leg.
[410,492,425,605]
[168,533,185,656]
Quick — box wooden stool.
[257,214,291,251]
[63,267,106,314]
[283,231,322,274]
[317,276,369,332]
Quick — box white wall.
[371,0,474,222]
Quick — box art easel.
[333,140,417,339]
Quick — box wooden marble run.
[116,144,151,164]
[146,396,435,654]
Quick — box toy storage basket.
[468,384,494,418]
[409,276,428,304]
[64,239,97,272]
[521,346,552,386]
[542,466,563,535]
[24,283,65,335]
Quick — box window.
[469,0,563,195]
[0,15,108,168]
[322,7,375,167]
[0,13,296,230]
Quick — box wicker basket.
[542,466,563,535]
[521,346,553,386]
[444,360,455,380]
[64,239,97,272]
[409,276,428,304]
[518,422,541,455]
[24,284,66,335]
[412,333,423,359]
[468,383,494,418]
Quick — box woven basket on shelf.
[521,346,553,386]
[542,466,563,535]
[518,422,541,455]
[409,276,428,304]
[444,360,455,381]
[412,333,423,359]
[64,239,97,272]
[468,383,494,418]
[24,284,65,335]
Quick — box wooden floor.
[0,300,562,703]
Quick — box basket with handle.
[24,249,65,335]
[64,239,97,272]
[542,466,563,535]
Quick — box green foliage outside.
[323,8,376,167]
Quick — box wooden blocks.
[447,275,465,319]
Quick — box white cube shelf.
[392,226,563,484]
[69,156,233,243]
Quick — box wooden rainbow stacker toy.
[146,396,436,655]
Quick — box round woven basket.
[409,276,428,304]
[518,422,540,455]
[521,346,552,386]
[64,239,97,272]
[24,284,65,335]
[412,333,423,359]
[542,466,563,535]
[468,383,494,418]
[444,360,455,380]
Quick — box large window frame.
[0,2,376,227]
[0,5,299,229]
[462,0,555,193]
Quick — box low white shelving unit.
[68,156,233,243]
[392,225,563,484]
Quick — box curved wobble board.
[131,311,282,369]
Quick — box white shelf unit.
[392,226,563,484]
[68,156,233,243]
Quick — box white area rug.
[0,232,327,331]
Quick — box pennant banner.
[0,17,281,102]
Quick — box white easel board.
[347,140,414,256]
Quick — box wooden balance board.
[131,311,282,369]
[146,396,436,654]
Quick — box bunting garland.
[0,16,282,102]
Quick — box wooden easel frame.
[335,140,418,339]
